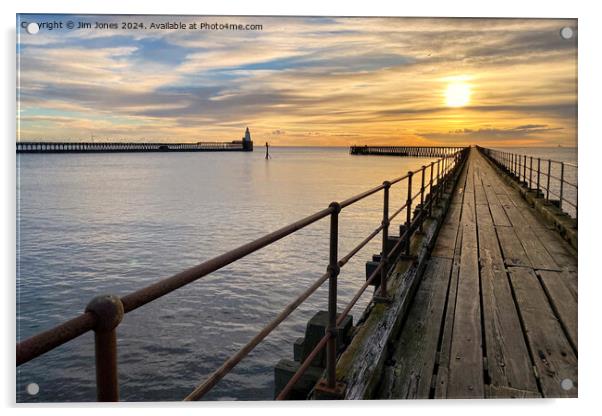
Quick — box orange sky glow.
[17,16,577,147]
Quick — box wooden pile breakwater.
[350,145,466,158]
[16,140,253,153]
[17,127,254,154]
[16,146,468,401]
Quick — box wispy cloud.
[17,15,577,146]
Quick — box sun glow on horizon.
[445,81,472,108]
[16,17,576,147]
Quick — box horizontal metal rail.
[17,206,335,366]
[17,147,469,402]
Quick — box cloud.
[16,15,577,146]
[419,124,567,146]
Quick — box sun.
[445,81,471,107]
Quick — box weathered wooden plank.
[500,201,531,230]
[514,227,559,271]
[490,180,560,270]
[530,227,577,272]
[431,223,459,259]
[431,204,462,259]
[496,193,514,207]
[380,257,453,399]
[508,267,578,398]
[540,269,577,299]
[461,193,476,225]
[482,181,502,206]
[434,249,461,399]
[446,223,484,398]
[464,162,475,192]
[446,201,462,223]
[486,385,541,398]
[476,204,494,227]
[477,224,539,396]
[489,204,511,227]
[474,182,489,206]
[496,226,531,267]
[513,200,549,227]
[537,270,578,351]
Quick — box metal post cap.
[85,295,124,332]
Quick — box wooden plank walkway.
[378,147,577,399]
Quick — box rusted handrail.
[17,206,335,366]
[17,148,469,402]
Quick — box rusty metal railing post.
[436,159,441,197]
[529,156,533,189]
[380,182,391,298]
[428,162,434,217]
[523,155,527,184]
[537,157,541,193]
[405,171,413,256]
[326,202,341,389]
[559,162,565,211]
[85,295,124,402]
[546,159,551,201]
[419,166,426,232]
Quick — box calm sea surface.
[16,147,436,402]
[16,146,578,402]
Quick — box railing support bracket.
[313,379,347,400]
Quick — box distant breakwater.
[16,140,253,153]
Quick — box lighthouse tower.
[242,127,253,151]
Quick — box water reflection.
[17,147,437,401]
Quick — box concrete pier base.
[274,311,353,399]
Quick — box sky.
[16,15,577,147]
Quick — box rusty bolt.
[85,295,124,332]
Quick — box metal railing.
[477,147,577,219]
[16,148,469,402]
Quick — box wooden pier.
[350,145,466,157]
[16,140,253,153]
[377,148,577,399]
